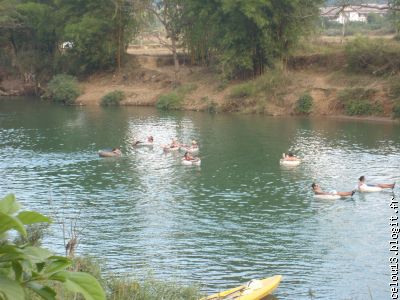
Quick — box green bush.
[46,74,81,104]
[101,90,125,106]
[393,102,400,118]
[156,92,183,110]
[155,83,197,111]
[295,93,313,114]
[389,78,400,99]
[201,97,218,113]
[345,37,400,76]
[337,88,383,116]
[229,83,254,99]
[228,70,290,102]
[344,101,373,116]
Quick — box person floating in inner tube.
[170,138,180,148]
[312,183,355,197]
[282,152,300,161]
[191,140,199,148]
[112,148,122,156]
[358,176,395,190]
[133,135,153,146]
[183,151,194,161]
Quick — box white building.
[321,4,388,24]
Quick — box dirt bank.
[1,45,397,122]
[76,48,396,120]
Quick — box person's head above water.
[359,176,365,182]
[311,183,318,190]
[288,152,294,157]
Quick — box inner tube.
[180,146,199,154]
[280,159,301,166]
[181,158,201,166]
[359,185,383,192]
[98,150,121,157]
[133,142,153,148]
[313,194,342,200]
[163,145,180,152]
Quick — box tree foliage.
[0,0,138,77]
[0,194,106,300]
[182,0,323,79]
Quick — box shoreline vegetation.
[1,1,400,121]
[2,36,400,122]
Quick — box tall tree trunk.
[171,34,179,86]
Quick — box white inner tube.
[134,142,153,147]
[359,185,383,192]
[280,159,301,166]
[313,194,342,200]
[98,150,121,157]
[181,158,201,166]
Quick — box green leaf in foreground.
[26,282,56,300]
[60,271,106,300]
[17,211,51,225]
[0,275,25,300]
[0,213,26,237]
[0,194,20,215]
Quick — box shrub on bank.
[337,88,383,116]
[345,37,400,76]
[393,102,400,118]
[107,276,204,300]
[389,78,400,99]
[343,100,382,116]
[227,70,291,108]
[295,93,313,114]
[156,83,198,111]
[229,83,254,99]
[156,92,183,110]
[46,74,81,104]
[101,90,125,106]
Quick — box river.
[1,97,399,299]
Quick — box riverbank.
[1,37,399,122]
[76,38,400,121]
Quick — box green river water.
[1,97,399,299]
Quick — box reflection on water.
[1,98,400,299]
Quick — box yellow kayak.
[203,275,282,300]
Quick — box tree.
[182,0,323,79]
[0,194,106,300]
[0,0,139,77]
[389,0,400,33]
[145,0,184,85]
[60,0,136,74]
